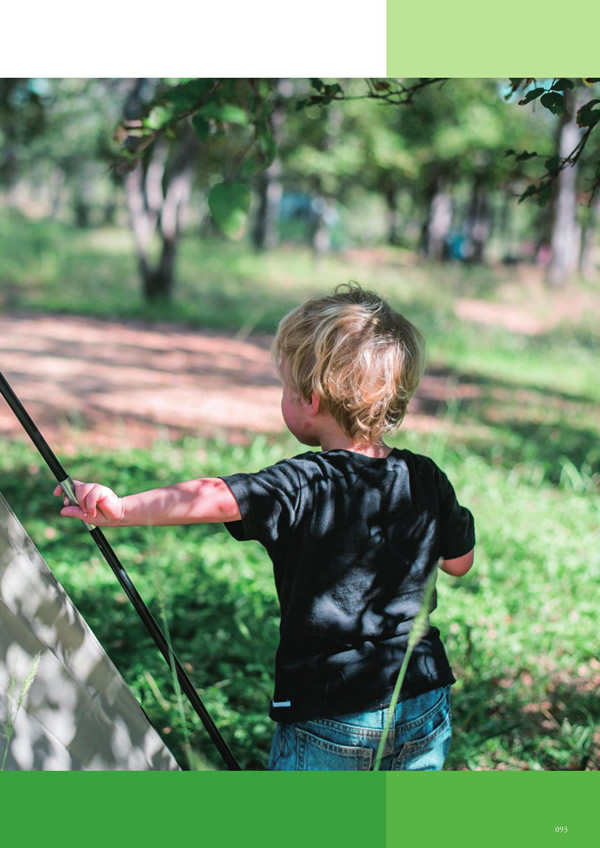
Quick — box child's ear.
[308,392,321,416]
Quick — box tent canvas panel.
[0,492,180,771]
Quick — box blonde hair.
[273,283,426,443]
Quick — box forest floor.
[0,313,284,451]
[2,275,598,454]
[0,310,480,451]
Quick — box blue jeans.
[268,685,452,771]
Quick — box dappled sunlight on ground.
[0,312,480,452]
[0,315,283,450]
[0,308,597,477]
[454,278,600,336]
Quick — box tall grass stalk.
[373,574,438,771]
[158,595,199,770]
[1,652,42,771]
[145,525,199,770]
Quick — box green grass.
[2,430,597,771]
[1,212,599,770]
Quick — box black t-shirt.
[221,448,475,722]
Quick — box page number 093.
[555,827,568,833]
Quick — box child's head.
[273,283,426,444]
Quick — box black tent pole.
[0,370,241,771]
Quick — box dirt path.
[1,313,456,454]
[0,314,285,452]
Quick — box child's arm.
[54,479,241,527]
[439,548,474,577]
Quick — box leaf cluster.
[504,79,600,204]
[114,78,278,240]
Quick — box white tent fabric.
[0,492,180,770]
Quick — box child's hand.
[53,481,125,526]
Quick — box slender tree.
[547,88,583,285]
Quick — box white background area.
[2,2,387,77]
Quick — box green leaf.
[310,78,325,93]
[256,80,271,98]
[162,89,198,111]
[505,78,524,100]
[240,122,277,177]
[191,115,211,139]
[540,91,565,115]
[537,181,553,207]
[257,123,276,167]
[184,79,216,98]
[515,150,538,162]
[552,78,574,91]
[162,79,215,110]
[208,182,251,239]
[518,87,545,106]
[197,102,248,125]
[544,154,560,174]
[240,155,264,178]
[518,184,539,203]
[144,105,175,131]
[577,99,600,128]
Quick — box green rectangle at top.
[386,1,599,76]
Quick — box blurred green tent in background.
[1,77,599,309]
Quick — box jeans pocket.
[296,726,373,771]
[391,706,452,771]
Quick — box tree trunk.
[579,193,600,278]
[465,177,490,263]
[124,162,156,293]
[49,169,66,219]
[122,79,197,302]
[383,183,401,246]
[150,148,194,300]
[310,197,334,256]
[252,83,285,251]
[73,199,91,228]
[421,176,452,260]
[498,188,517,262]
[252,162,283,251]
[547,90,582,286]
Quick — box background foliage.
[1,77,599,771]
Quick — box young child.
[55,282,475,771]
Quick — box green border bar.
[386,773,599,847]
[2,772,386,847]
[386,1,599,76]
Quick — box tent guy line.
[0,369,241,771]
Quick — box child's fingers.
[54,481,122,522]
[76,483,123,521]
[53,479,85,499]
[94,489,123,520]
[60,504,90,521]
[81,487,99,519]
[53,482,94,515]
[74,482,107,519]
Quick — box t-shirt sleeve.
[219,460,301,547]
[436,468,475,559]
